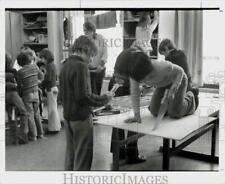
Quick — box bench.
[96,93,219,171]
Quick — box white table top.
[96,93,219,141]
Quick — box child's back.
[18,64,42,96]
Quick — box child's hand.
[124,114,141,123]
[105,91,114,102]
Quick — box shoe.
[126,155,146,164]
[189,87,199,110]
[18,135,28,144]
[38,135,47,139]
[29,136,37,141]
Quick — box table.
[95,93,219,170]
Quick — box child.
[114,47,196,124]
[59,35,112,171]
[135,11,159,56]
[17,51,45,141]
[5,53,28,144]
[83,21,108,95]
[159,39,199,109]
[39,48,61,133]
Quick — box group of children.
[6,47,61,144]
[6,11,199,170]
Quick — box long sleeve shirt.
[89,34,108,69]
[130,60,185,116]
[42,62,57,91]
[135,11,158,53]
[17,64,44,96]
[59,55,109,121]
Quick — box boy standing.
[17,51,45,141]
[59,35,112,171]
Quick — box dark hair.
[17,52,31,67]
[72,35,97,56]
[158,39,175,54]
[83,21,96,33]
[114,49,153,82]
[5,53,13,70]
[39,48,54,63]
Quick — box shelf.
[23,27,47,30]
[124,18,139,22]
[22,11,47,15]
[24,42,48,46]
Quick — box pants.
[64,115,93,171]
[6,91,28,135]
[23,91,44,138]
[47,87,61,131]
[149,75,195,118]
[90,68,105,95]
[111,129,139,160]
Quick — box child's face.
[40,57,47,64]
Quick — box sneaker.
[189,87,199,110]
[29,136,37,141]
[38,135,47,139]
[186,91,196,115]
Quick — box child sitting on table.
[113,46,196,124]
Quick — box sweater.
[17,64,44,96]
[42,62,57,91]
[59,55,109,121]
[130,60,185,115]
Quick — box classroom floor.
[5,106,219,171]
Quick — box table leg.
[211,123,216,158]
[112,128,120,171]
[163,138,170,171]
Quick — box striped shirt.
[18,64,44,95]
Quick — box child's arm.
[125,78,141,123]
[149,11,159,32]
[74,64,111,107]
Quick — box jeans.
[90,68,105,95]
[22,91,44,138]
[64,115,93,171]
[6,91,28,135]
[149,75,195,119]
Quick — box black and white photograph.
[2,5,224,181]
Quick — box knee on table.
[168,110,183,119]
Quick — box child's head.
[72,35,97,63]
[39,48,54,64]
[114,49,153,82]
[17,52,31,67]
[5,53,13,70]
[159,39,175,56]
[83,21,96,37]
[21,47,37,64]
[138,12,151,28]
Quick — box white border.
[1,1,225,184]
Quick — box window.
[202,10,224,86]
